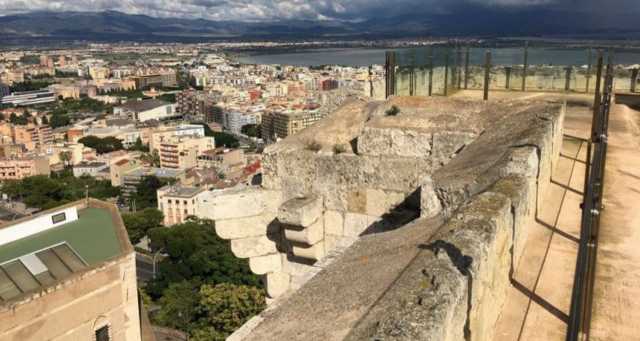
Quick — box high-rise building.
[261,111,325,142]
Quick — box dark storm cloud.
[0,0,638,21]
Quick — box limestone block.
[277,195,322,227]
[358,127,432,158]
[324,234,357,253]
[290,266,323,290]
[283,218,324,245]
[249,254,282,275]
[231,236,278,259]
[431,131,476,166]
[197,187,282,220]
[266,272,291,298]
[281,255,319,276]
[420,177,443,218]
[292,242,326,261]
[365,189,407,217]
[324,210,344,236]
[503,146,539,178]
[215,215,277,240]
[343,213,379,237]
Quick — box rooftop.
[118,99,169,113]
[0,201,129,305]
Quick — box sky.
[0,0,638,22]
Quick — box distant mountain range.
[1,10,640,44]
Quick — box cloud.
[0,0,638,22]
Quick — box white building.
[114,99,178,122]
[224,111,259,134]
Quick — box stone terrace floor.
[486,94,640,340]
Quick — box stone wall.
[218,96,565,340]
[197,96,507,300]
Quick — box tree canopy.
[146,218,261,298]
[78,135,124,154]
[129,175,168,210]
[0,172,120,209]
[241,124,261,138]
[122,208,164,245]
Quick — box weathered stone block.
[420,177,443,218]
[215,215,277,240]
[292,242,326,261]
[343,213,379,237]
[249,254,282,275]
[431,131,476,166]
[197,188,282,220]
[358,127,432,158]
[278,195,322,227]
[266,272,291,298]
[365,189,406,217]
[323,210,344,236]
[324,234,357,253]
[283,218,324,245]
[231,236,278,259]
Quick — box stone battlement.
[196,95,565,340]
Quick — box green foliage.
[158,93,176,103]
[41,115,49,125]
[9,112,29,125]
[241,124,261,138]
[190,284,266,341]
[145,218,261,299]
[57,97,109,113]
[130,175,168,210]
[198,122,241,148]
[385,105,400,116]
[128,137,150,152]
[78,135,124,154]
[139,150,160,167]
[9,80,52,93]
[49,112,71,128]
[1,173,120,209]
[122,208,164,245]
[99,88,144,99]
[154,281,201,330]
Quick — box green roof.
[0,208,122,266]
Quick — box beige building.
[0,123,53,151]
[197,148,246,173]
[0,199,142,341]
[157,185,205,226]
[110,159,142,187]
[159,136,214,170]
[261,111,324,142]
[0,156,50,180]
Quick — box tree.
[130,175,167,210]
[190,284,266,341]
[145,218,261,298]
[241,124,261,138]
[128,137,149,152]
[41,115,49,125]
[154,281,201,330]
[9,112,28,125]
[49,113,71,128]
[122,208,164,244]
[78,135,124,154]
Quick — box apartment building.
[8,123,53,151]
[261,110,325,142]
[114,99,178,123]
[0,156,50,180]
[156,185,205,226]
[149,124,205,151]
[0,200,142,341]
[159,136,215,170]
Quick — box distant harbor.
[234,47,640,67]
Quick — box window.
[95,325,110,341]
[51,212,66,224]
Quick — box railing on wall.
[385,43,640,100]
[566,51,614,341]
